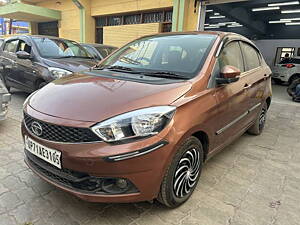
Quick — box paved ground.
[0,85,299,225]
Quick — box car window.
[218,41,244,72]
[83,45,99,59]
[279,58,291,64]
[3,40,19,53]
[16,40,32,54]
[32,37,91,59]
[241,42,261,71]
[290,58,300,64]
[95,46,117,58]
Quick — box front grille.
[24,113,102,143]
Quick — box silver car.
[272,57,300,85]
[0,79,11,121]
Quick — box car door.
[0,39,20,87]
[211,40,250,147]
[13,38,38,91]
[240,41,269,124]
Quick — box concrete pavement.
[0,85,299,225]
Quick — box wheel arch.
[288,73,300,85]
[191,131,209,162]
[266,96,271,109]
[35,78,46,89]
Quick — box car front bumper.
[0,93,11,121]
[21,107,176,203]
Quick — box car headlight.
[91,106,176,142]
[48,67,72,79]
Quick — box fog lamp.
[116,178,128,189]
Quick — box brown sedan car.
[22,31,272,208]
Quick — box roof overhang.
[0,2,61,22]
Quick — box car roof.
[140,31,224,38]
[5,35,75,42]
[135,31,255,45]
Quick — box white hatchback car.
[272,57,300,85]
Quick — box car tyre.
[287,78,299,97]
[288,74,300,85]
[157,136,203,208]
[272,78,283,85]
[37,81,47,90]
[247,102,268,135]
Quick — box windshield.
[98,34,217,79]
[32,37,91,59]
[279,58,300,64]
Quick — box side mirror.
[16,51,31,60]
[216,65,241,85]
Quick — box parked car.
[272,57,300,85]
[22,32,272,207]
[0,38,4,47]
[0,78,11,121]
[0,35,98,93]
[81,43,117,60]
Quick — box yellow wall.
[22,0,201,46]
[103,23,161,47]
[33,0,172,44]
[77,0,95,43]
[91,0,173,16]
[36,0,81,41]
[34,0,94,43]
[183,0,198,31]
[29,22,38,35]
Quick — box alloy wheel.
[173,148,201,198]
[259,108,266,131]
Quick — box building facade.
[0,0,200,46]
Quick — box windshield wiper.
[93,65,142,74]
[107,65,135,71]
[141,71,188,80]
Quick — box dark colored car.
[81,43,117,60]
[0,35,98,92]
[22,32,272,207]
[0,78,11,121]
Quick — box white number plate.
[25,136,62,169]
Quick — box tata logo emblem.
[31,121,43,137]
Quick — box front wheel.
[157,136,204,208]
[247,102,268,135]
